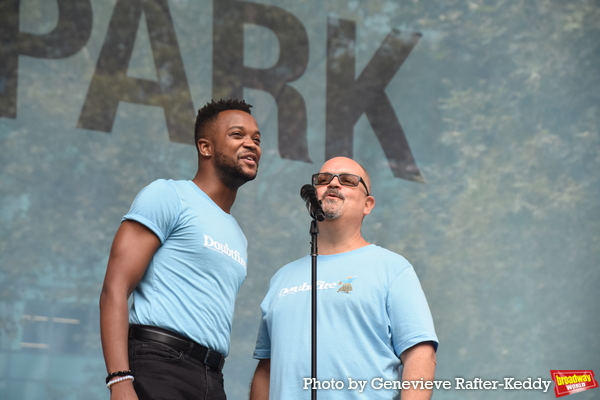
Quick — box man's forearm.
[100,287,132,373]
[99,287,139,399]
[249,359,271,400]
[400,343,437,400]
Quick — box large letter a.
[77,0,195,144]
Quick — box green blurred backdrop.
[1,0,599,399]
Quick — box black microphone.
[300,184,325,222]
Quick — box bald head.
[319,157,371,196]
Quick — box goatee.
[321,188,344,219]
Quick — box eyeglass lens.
[314,173,359,186]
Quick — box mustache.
[321,188,345,200]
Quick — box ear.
[363,195,375,216]
[197,138,211,157]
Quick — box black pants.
[129,338,226,400]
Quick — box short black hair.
[194,99,253,146]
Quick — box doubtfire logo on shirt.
[203,235,247,268]
[279,276,359,297]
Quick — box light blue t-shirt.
[124,179,248,357]
[254,245,438,399]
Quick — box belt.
[129,324,225,371]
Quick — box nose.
[243,136,261,159]
[328,175,342,188]
[243,136,259,151]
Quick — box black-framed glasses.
[312,173,370,196]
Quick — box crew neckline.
[186,180,235,218]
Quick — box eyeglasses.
[312,173,370,196]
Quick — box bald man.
[250,157,438,400]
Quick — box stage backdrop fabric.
[1,0,599,399]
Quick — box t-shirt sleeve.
[122,179,181,244]
[253,301,272,359]
[388,266,439,357]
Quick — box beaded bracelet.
[106,375,134,389]
[106,370,134,384]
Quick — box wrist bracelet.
[106,375,134,389]
[106,370,133,384]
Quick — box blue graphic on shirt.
[337,276,357,293]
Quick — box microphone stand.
[309,218,319,400]
[299,184,323,400]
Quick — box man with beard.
[99,99,261,400]
[250,157,438,400]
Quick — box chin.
[322,206,341,219]
[236,168,258,183]
[244,173,257,182]
[243,165,259,179]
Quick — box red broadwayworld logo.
[550,370,599,398]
